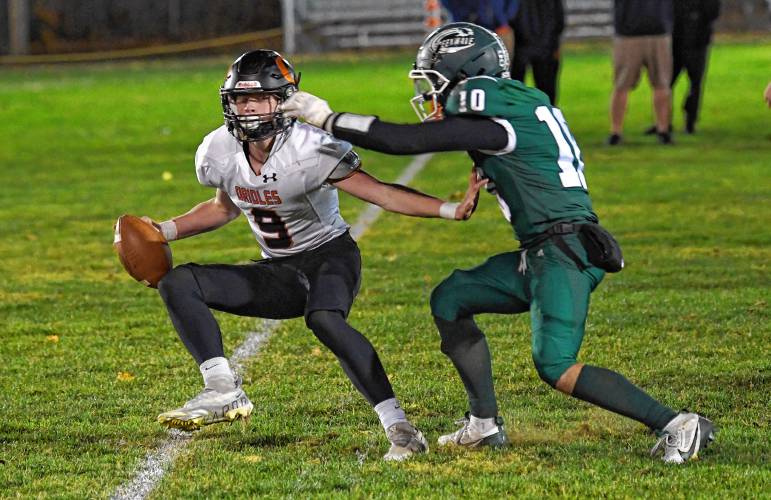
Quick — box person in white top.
[144,50,486,461]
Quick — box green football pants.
[430,234,605,386]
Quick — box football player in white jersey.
[144,50,486,461]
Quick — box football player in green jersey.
[282,22,715,463]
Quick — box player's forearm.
[170,199,239,239]
[377,183,444,217]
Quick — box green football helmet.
[410,22,510,121]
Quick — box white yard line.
[110,429,192,500]
[111,153,434,500]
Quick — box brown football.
[113,214,172,288]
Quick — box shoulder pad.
[317,132,352,160]
[197,126,240,161]
[445,76,502,118]
[446,77,547,117]
[195,126,237,188]
[327,149,361,182]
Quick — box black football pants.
[671,45,709,129]
[157,232,395,405]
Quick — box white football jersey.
[195,122,360,258]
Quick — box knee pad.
[430,270,467,322]
[305,309,344,338]
[305,310,378,369]
[531,346,575,388]
[434,316,484,356]
[157,264,197,301]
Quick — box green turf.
[0,41,769,498]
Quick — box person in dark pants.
[646,0,720,134]
[509,0,564,105]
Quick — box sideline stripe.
[111,153,433,500]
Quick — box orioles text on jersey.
[234,186,282,206]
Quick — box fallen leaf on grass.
[117,371,135,382]
[46,335,59,343]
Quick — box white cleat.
[437,413,510,449]
[650,411,715,464]
[383,421,429,461]
[157,378,253,431]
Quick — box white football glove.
[280,91,334,129]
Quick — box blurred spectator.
[608,0,674,146]
[765,82,771,108]
[671,0,720,133]
[440,0,520,57]
[646,0,721,134]
[509,0,564,104]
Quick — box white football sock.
[199,357,235,392]
[374,398,408,431]
[469,415,499,437]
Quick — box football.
[113,214,173,288]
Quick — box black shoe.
[685,121,696,134]
[647,124,673,135]
[657,131,674,145]
[607,133,622,146]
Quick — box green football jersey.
[445,76,598,245]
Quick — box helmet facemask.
[220,87,295,143]
[409,69,450,122]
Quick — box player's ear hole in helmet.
[409,22,510,121]
[220,49,301,142]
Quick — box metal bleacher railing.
[287,0,428,52]
[288,0,614,53]
[564,0,614,38]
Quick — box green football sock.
[434,316,499,418]
[572,365,677,431]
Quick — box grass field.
[1,39,769,498]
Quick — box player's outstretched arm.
[143,189,240,241]
[281,91,509,155]
[333,169,486,221]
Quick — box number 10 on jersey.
[535,106,587,189]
